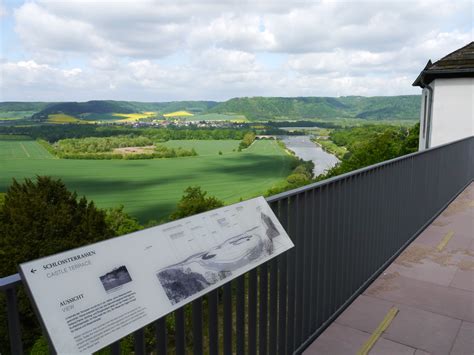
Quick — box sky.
[0,0,472,102]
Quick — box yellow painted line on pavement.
[357,307,399,355]
[437,231,454,252]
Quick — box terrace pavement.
[305,182,474,355]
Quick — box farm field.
[0,138,54,160]
[47,114,83,124]
[163,111,193,117]
[163,140,239,155]
[0,139,292,222]
[185,113,247,122]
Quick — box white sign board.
[19,197,293,354]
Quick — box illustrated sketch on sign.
[99,265,132,292]
[157,212,281,305]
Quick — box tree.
[319,124,420,180]
[169,186,224,221]
[238,132,256,150]
[0,176,114,353]
[105,205,143,236]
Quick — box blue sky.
[0,0,472,102]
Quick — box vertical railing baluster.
[258,263,268,355]
[133,328,146,355]
[277,199,289,355]
[339,178,348,303]
[269,258,278,355]
[335,179,344,307]
[315,185,324,329]
[223,283,232,355]
[286,194,297,354]
[110,341,120,355]
[5,287,23,355]
[321,184,330,322]
[248,269,258,355]
[302,189,312,338]
[192,298,203,355]
[236,276,245,355]
[310,187,319,331]
[208,290,219,355]
[327,182,337,314]
[258,263,271,354]
[175,308,185,355]
[294,193,305,347]
[155,316,167,355]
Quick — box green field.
[0,139,292,222]
[0,139,54,160]
[0,111,36,120]
[163,140,239,155]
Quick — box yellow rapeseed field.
[113,112,156,122]
[163,111,194,117]
[47,114,83,124]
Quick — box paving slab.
[334,294,394,333]
[381,303,461,355]
[365,273,474,322]
[450,255,474,292]
[450,321,474,355]
[303,323,415,355]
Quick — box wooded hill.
[1,95,420,121]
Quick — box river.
[280,135,339,177]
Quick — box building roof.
[413,42,474,87]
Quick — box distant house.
[413,42,474,150]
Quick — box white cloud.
[1,0,472,100]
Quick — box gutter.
[419,78,433,149]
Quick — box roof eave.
[412,68,474,87]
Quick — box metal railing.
[1,136,473,355]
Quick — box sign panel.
[19,197,293,354]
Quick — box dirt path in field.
[113,146,155,155]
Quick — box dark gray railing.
[1,136,473,355]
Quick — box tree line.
[0,124,253,143]
[38,135,198,159]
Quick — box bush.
[169,186,224,221]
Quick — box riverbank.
[279,135,339,177]
[312,137,347,160]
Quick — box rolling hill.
[208,95,420,120]
[2,95,421,122]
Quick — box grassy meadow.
[0,138,292,222]
[163,140,240,155]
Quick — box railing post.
[5,287,23,355]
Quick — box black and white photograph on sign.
[99,265,132,292]
[157,210,281,305]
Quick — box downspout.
[420,78,433,149]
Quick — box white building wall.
[430,78,474,147]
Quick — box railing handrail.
[0,273,21,291]
[1,135,473,289]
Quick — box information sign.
[19,197,294,353]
